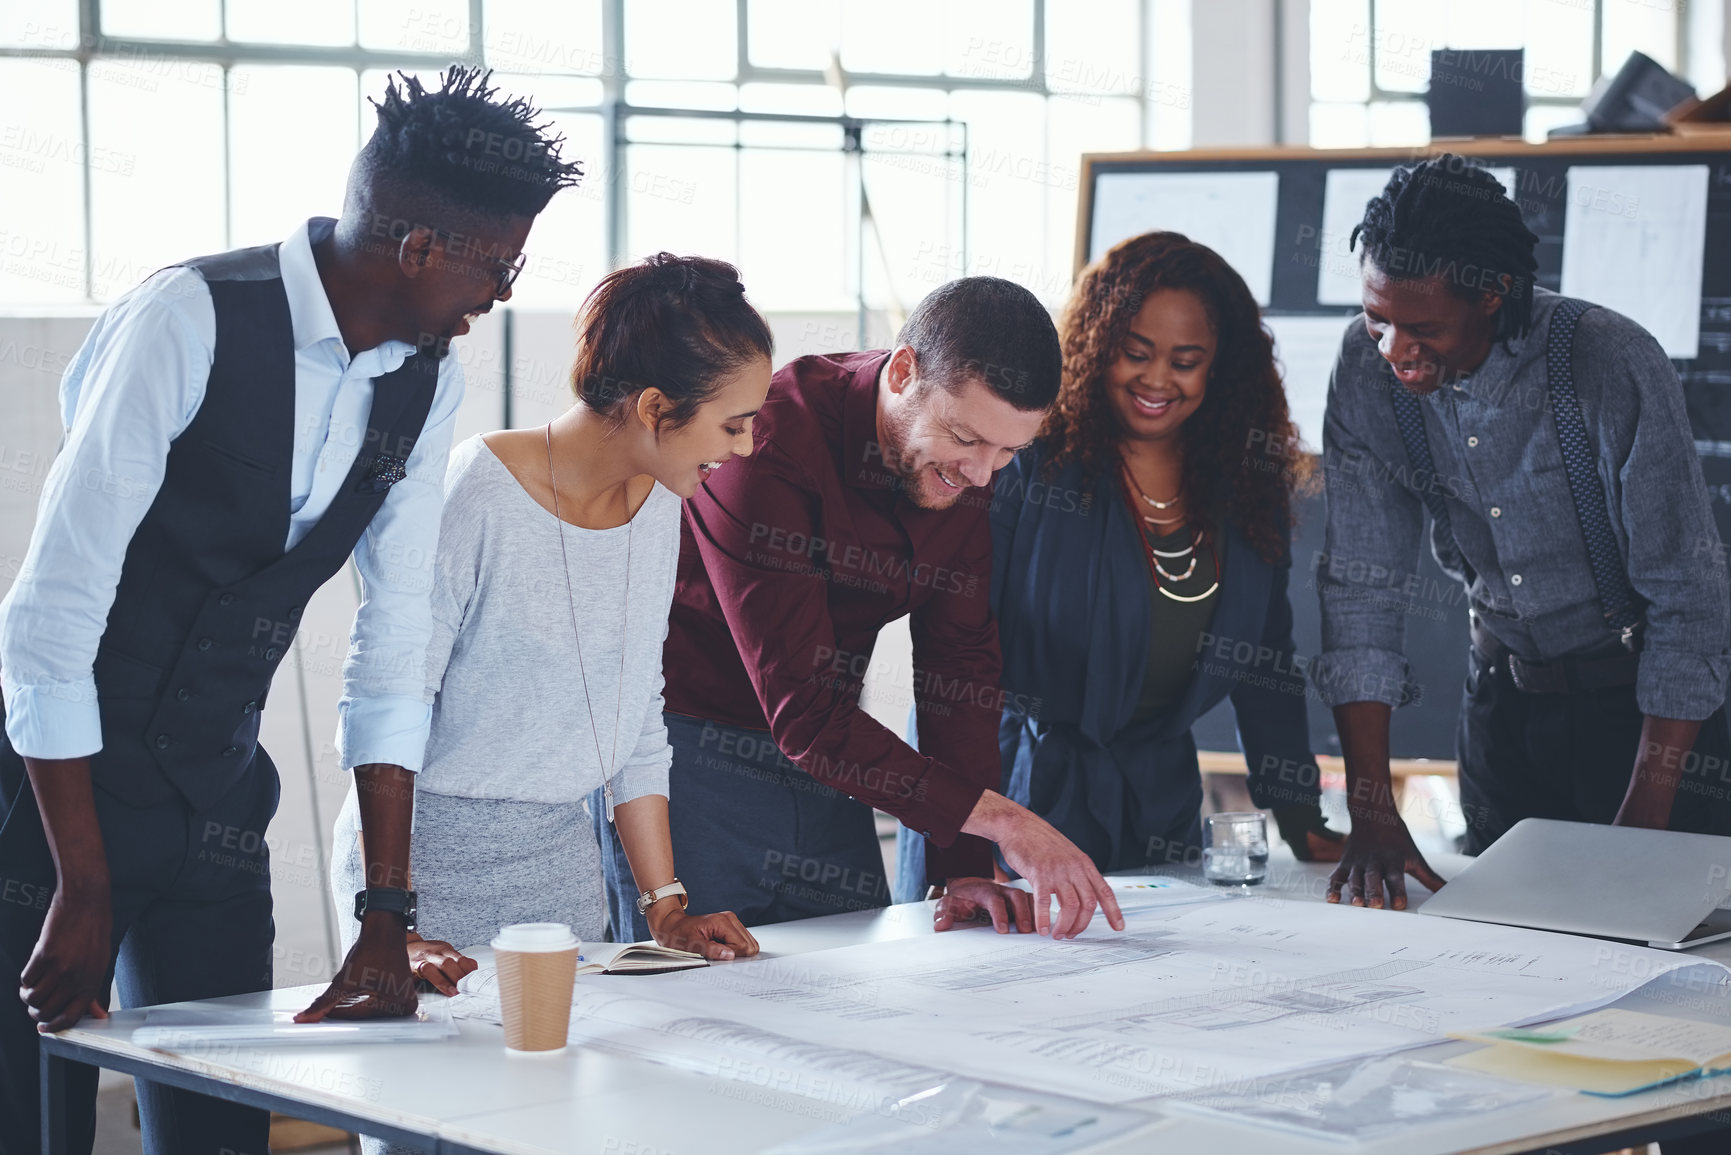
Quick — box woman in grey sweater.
[330,255,770,1012]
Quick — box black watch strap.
[353,887,417,931]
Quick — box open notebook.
[578,943,707,976]
[1449,1008,1731,1097]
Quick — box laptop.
[1416,818,1731,950]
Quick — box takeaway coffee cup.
[491,922,580,1054]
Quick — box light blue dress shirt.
[0,218,464,771]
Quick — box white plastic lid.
[491,922,580,952]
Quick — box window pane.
[508,112,606,312]
[859,114,962,310]
[1441,0,1525,49]
[1688,0,1725,94]
[1602,0,1678,74]
[739,149,849,310]
[862,148,960,313]
[228,0,354,45]
[738,83,843,116]
[1,1,78,48]
[841,0,941,75]
[625,80,737,110]
[844,85,948,119]
[1046,96,1139,302]
[359,0,469,54]
[101,0,220,40]
[1524,0,1592,99]
[624,144,737,263]
[624,0,738,79]
[229,67,359,248]
[947,0,1034,81]
[952,89,1046,298]
[1311,0,1371,102]
[485,0,605,74]
[626,116,737,145]
[1524,102,1580,142]
[86,58,225,300]
[1312,0,1604,142]
[739,120,844,148]
[748,0,841,70]
[1147,0,1192,150]
[1367,98,1427,145]
[1373,1,1441,94]
[0,59,86,302]
[1045,0,1138,94]
[1310,101,1370,148]
[490,73,604,110]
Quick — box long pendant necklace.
[1116,458,1220,603]
[1151,534,1201,559]
[1153,534,1200,582]
[1148,532,1216,600]
[547,423,632,820]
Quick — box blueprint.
[1166,1055,1554,1142]
[451,885,1722,1107]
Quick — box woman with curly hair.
[901,230,1341,891]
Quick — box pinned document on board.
[1561,165,1708,359]
[1266,313,1355,451]
[1316,166,1517,306]
[1089,171,1279,304]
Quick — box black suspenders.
[1387,298,1643,647]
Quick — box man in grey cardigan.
[1312,156,1731,916]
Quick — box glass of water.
[1203,812,1269,886]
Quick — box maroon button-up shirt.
[664,350,1002,884]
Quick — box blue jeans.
[596,713,891,942]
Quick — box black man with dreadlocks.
[1310,155,1731,912]
[0,67,579,1152]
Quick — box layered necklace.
[546,423,631,821]
[1118,457,1220,603]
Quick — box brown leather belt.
[1468,615,1640,695]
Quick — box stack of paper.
[1450,1008,1731,1097]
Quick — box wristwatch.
[353,887,418,931]
[636,879,689,916]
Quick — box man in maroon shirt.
[596,277,1124,942]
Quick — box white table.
[43,854,1731,1155]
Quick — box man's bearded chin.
[878,411,937,507]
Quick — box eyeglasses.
[429,228,526,298]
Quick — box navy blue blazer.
[991,447,1320,874]
[894,448,1324,895]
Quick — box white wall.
[1186,0,1311,147]
[1189,0,1278,146]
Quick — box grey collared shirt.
[1311,288,1730,721]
